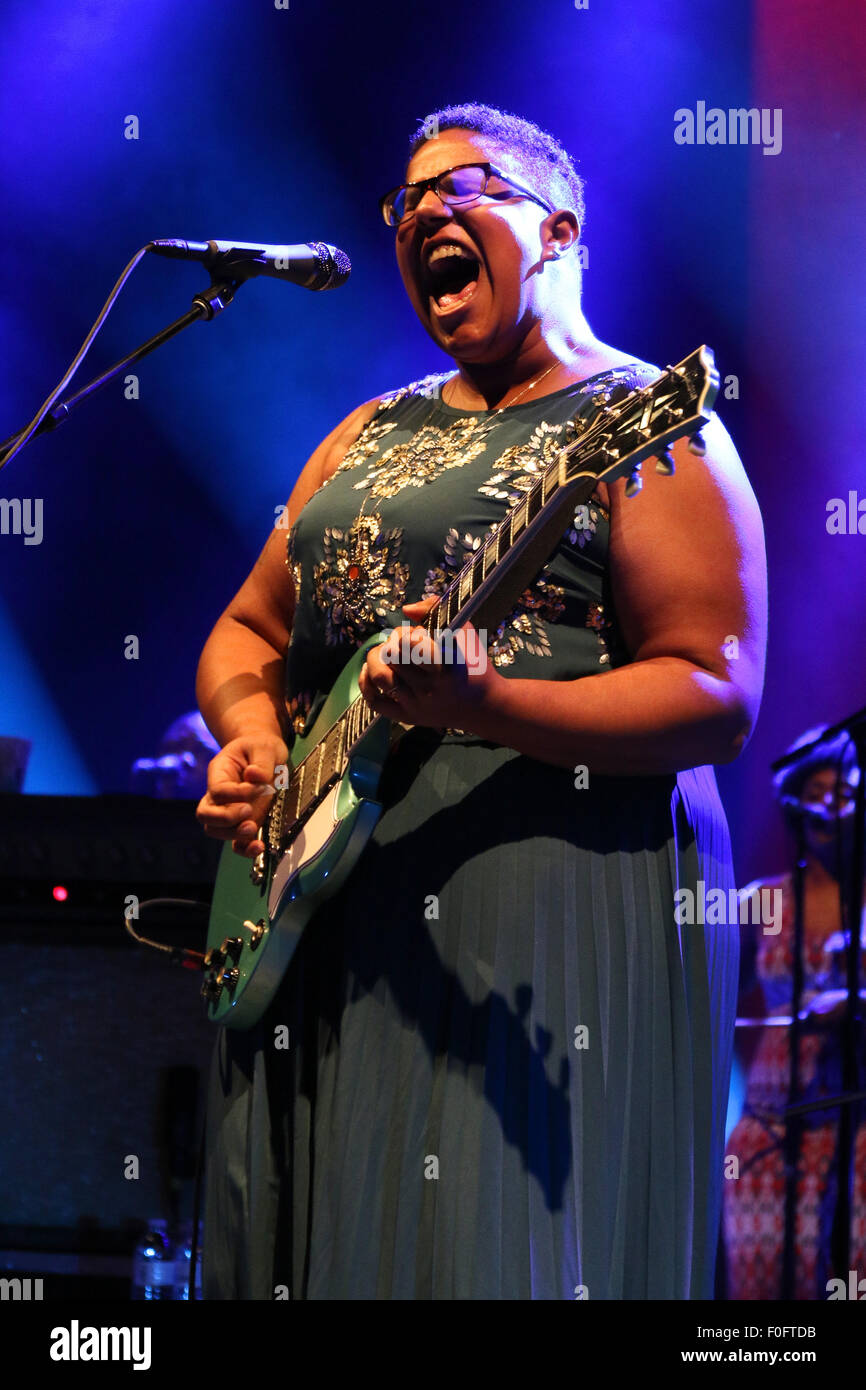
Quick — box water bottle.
[173,1219,203,1300]
[131,1220,174,1300]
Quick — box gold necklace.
[444,356,565,415]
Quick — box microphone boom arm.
[0,274,242,468]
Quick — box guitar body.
[203,633,392,1028]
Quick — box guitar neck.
[421,460,598,642]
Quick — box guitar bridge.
[267,792,284,855]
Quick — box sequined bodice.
[284,363,659,737]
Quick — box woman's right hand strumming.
[196,731,289,858]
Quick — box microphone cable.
[0,244,151,472]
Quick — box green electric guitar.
[202,346,719,1027]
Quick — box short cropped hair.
[408,102,586,231]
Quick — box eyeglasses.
[379,162,555,228]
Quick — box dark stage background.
[0,0,864,1276]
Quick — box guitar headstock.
[567,345,720,496]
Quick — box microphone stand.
[0,276,242,466]
[771,708,866,1295]
[780,818,807,1300]
[831,720,866,1283]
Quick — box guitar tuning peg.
[688,430,707,457]
[655,448,676,475]
[624,468,643,498]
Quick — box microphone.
[148,238,351,291]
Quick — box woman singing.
[195,102,767,1299]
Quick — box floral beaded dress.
[202,363,740,1301]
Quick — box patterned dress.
[723,873,866,1299]
[202,364,740,1300]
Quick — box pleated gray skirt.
[201,730,738,1300]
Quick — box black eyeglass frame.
[379,161,556,227]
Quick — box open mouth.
[424,243,482,315]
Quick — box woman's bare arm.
[479,416,766,770]
[363,414,768,774]
[196,397,382,743]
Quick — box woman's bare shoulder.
[319,395,385,484]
